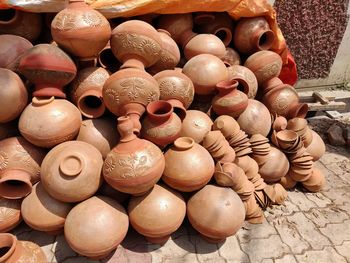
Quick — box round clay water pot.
[184,34,226,60]
[0,69,27,123]
[128,184,186,244]
[222,47,241,66]
[259,147,289,183]
[187,185,245,243]
[64,196,129,259]
[227,65,258,99]
[306,130,326,161]
[0,198,22,232]
[179,110,213,143]
[19,97,82,148]
[162,137,214,192]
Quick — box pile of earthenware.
[0,2,327,260]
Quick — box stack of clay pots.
[0,3,329,260]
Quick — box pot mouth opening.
[0,179,32,199]
[0,234,15,260]
[215,28,232,46]
[147,101,172,116]
[257,30,275,51]
[0,10,17,23]
[99,48,119,71]
[174,137,195,150]
[78,93,105,118]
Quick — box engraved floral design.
[115,33,138,49]
[104,89,120,103]
[52,12,76,30]
[104,156,116,175]
[18,241,44,263]
[147,91,159,103]
[138,39,160,57]
[159,79,177,96]
[118,153,149,179]
[119,78,147,101]
[82,12,102,27]
[0,199,19,221]
[0,151,9,171]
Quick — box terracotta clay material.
[179,110,213,143]
[212,115,240,139]
[98,41,121,72]
[184,34,226,60]
[259,147,290,183]
[306,130,326,161]
[128,184,186,244]
[0,198,22,232]
[64,196,129,259]
[222,47,241,66]
[0,69,28,123]
[227,65,258,99]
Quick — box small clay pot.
[179,110,213,143]
[272,115,288,131]
[227,65,258,99]
[259,147,290,183]
[306,130,326,161]
[0,198,22,232]
[222,47,241,66]
[184,34,226,60]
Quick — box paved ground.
[11,144,350,263]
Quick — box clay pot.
[103,116,165,195]
[163,137,214,192]
[64,196,129,259]
[41,141,103,203]
[222,48,241,66]
[76,118,119,159]
[183,54,228,96]
[260,77,283,94]
[70,67,109,118]
[184,34,226,60]
[128,184,186,244]
[51,0,111,60]
[227,65,258,99]
[259,147,290,183]
[141,101,182,147]
[212,79,248,117]
[18,44,77,98]
[0,137,45,199]
[272,115,288,131]
[302,168,326,192]
[244,51,283,85]
[0,233,46,262]
[21,182,73,234]
[279,174,297,189]
[237,99,271,137]
[0,198,22,232]
[306,130,326,161]
[187,185,245,243]
[0,69,28,123]
[19,97,82,148]
[233,17,275,54]
[98,42,121,72]
[179,110,213,143]
[0,10,42,42]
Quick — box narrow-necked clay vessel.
[103,116,165,195]
[187,185,245,243]
[227,65,258,99]
[0,10,42,42]
[184,34,226,60]
[40,141,103,203]
[306,130,326,161]
[0,198,22,232]
[71,67,109,118]
[98,41,120,72]
[21,182,73,234]
[163,137,214,192]
[222,47,241,66]
[0,233,46,262]
[0,137,45,199]
[18,44,77,98]
[183,54,228,96]
[259,147,289,183]
[51,0,111,61]
[0,69,27,123]
[179,110,213,143]
[128,184,186,244]
[64,196,129,259]
[233,17,275,54]
[141,101,182,147]
[19,97,82,148]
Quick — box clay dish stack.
[271,114,287,132]
[249,134,271,166]
[287,118,313,147]
[202,131,236,162]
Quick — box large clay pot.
[212,79,248,117]
[0,233,46,262]
[259,147,289,183]
[141,101,182,147]
[0,10,42,42]
[227,65,258,99]
[233,17,275,54]
[18,44,77,98]
[179,110,213,143]
[40,141,103,203]
[70,67,109,118]
[21,182,73,234]
[184,34,226,60]
[306,130,326,161]
[51,0,111,61]
[0,198,22,232]
[183,54,228,96]
[64,196,129,259]
[187,185,245,243]
[237,99,271,137]
[103,116,165,195]
[222,47,241,66]
[0,137,45,199]
[19,97,82,148]
[0,69,27,123]
[162,137,214,192]
[128,184,186,244]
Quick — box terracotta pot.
[18,44,77,99]
[222,48,241,66]
[187,185,245,243]
[179,110,213,143]
[0,10,42,42]
[0,69,27,123]
[227,65,258,99]
[302,167,326,192]
[21,182,73,234]
[76,118,119,159]
[162,137,214,192]
[71,67,109,118]
[0,233,46,262]
[0,137,45,199]
[128,184,186,244]
[233,17,275,54]
[51,0,111,60]
[237,99,271,137]
[306,130,326,161]
[141,101,182,147]
[98,41,121,72]
[103,116,165,195]
[259,147,290,183]
[202,131,236,163]
[213,115,240,138]
[19,97,82,148]
[183,54,228,96]
[279,174,297,189]
[64,196,129,259]
[244,51,283,85]
[0,198,22,232]
[272,115,288,131]
[0,121,19,141]
[260,77,283,94]
[184,34,226,60]
[41,141,103,202]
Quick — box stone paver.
[335,241,350,261]
[319,219,350,245]
[295,246,347,263]
[275,255,297,263]
[218,235,249,262]
[304,207,349,228]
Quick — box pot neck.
[0,169,32,199]
[120,58,145,70]
[32,96,55,106]
[117,116,138,142]
[216,79,239,94]
[68,0,87,8]
[174,137,195,150]
[0,234,22,263]
[0,9,18,25]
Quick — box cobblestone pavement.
[11,144,350,263]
